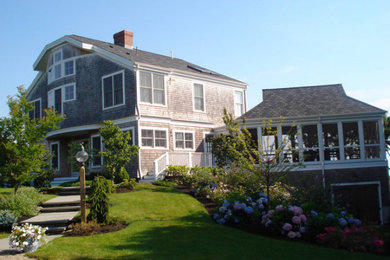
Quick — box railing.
[152,152,214,176]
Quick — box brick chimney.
[113,30,133,49]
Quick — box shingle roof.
[242,84,385,120]
[68,35,244,84]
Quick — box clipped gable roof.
[67,35,244,84]
[243,84,385,120]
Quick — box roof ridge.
[263,83,343,92]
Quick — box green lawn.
[0,232,9,239]
[30,184,381,259]
[0,187,57,202]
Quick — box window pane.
[343,122,359,146]
[103,77,113,108]
[55,64,61,78]
[205,134,214,153]
[153,89,164,105]
[114,74,123,105]
[185,133,193,149]
[51,144,59,169]
[65,61,74,75]
[140,87,152,103]
[194,84,203,97]
[365,146,380,159]
[324,148,340,161]
[235,104,243,116]
[140,71,151,87]
[235,91,243,104]
[64,85,74,101]
[54,51,62,62]
[302,125,318,148]
[155,131,166,139]
[155,131,166,148]
[194,97,204,111]
[363,121,379,144]
[155,139,166,147]
[175,133,184,149]
[282,126,298,149]
[92,136,101,165]
[153,74,164,90]
[345,147,360,160]
[55,89,62,114]
[322,124,339,147]
[142,130,153,147]
[303,150,319,162]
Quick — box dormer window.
[47,47,75,83]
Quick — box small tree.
[211,108,258,170]
[87,176,109,224]
[99,121,139,182]
[0,86,64,192]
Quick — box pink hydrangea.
[299,214,307,223]
[292,216,301,224]
[287,231,296,239]
[282,223,292,231]
[275,205,284,211]
[290,206,303,216]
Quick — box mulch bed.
[114,187,132,193]
[64,221,127,236]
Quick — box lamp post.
[75,143,88,224]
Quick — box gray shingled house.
[26,30,247,184]
[237,84,389,224]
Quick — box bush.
[0,210,17,231]
[165,165,189,183]
[68,221,101,236]
[33,168,54,189]
[88,176,110,224]
[0,187,44,217]
[317,225,384,253]
[224,167,262,197]
[115,178,137,191]
[114,167,129,184]
[153,180,177,187]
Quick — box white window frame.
[203,131,214,153]
[121,127,135,145]
[47,47,76,84]
[47,83,77,115]
[91,134,103,167]
[193,83,205,112]
[173,130,195,151]
[362,120,381,160]
[63,83,76,102]
[138,70,167,107]
[140,127,169,150]
[102,70,125,110]
[50,141,60,171]
[30,98,42,119]
[234,90,244,117]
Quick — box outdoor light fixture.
[75,143,88,224]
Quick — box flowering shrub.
[316,225,384,253]
[261,205,307,239]
[213,192,268,225]
[9,223,47,252]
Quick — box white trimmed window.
[363,121,381,159]
[140,71,165,105]
[102,71,125,109]
[47,48,75,83]
[193,83,204,111]
[302,124,320,162]
[29,99,41,120]
[322,123,340,161]
[343,122,360,160]
[234,91,244,117]
[141,129,168,148]
[50,142,60,170]
[174,131,194,150]
[91,135,103,166]
[48,83,76,115]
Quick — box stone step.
[40,205,81,213]
[41,195,80,208]
[21,211,79,227]
[46,226,67,234]
[60,186,90,191]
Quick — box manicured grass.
[0,232,9,239]
[0,187,57,202]
[30,184,381,259]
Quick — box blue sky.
[0,0,389,117]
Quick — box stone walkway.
[0,194,80,258]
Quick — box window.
[29,99,41,119]
[261,127,278,156]
[302,125,319,161]
[47,48,75,83]
[140,71,165,105]
[322,123,340,161]
[175,131,194,150]
[102,71,124,109]
[234,91,244,117]
[91,135,102,166]
[282,126,299,163]
[204,133,214,153]
[193,83,204,111]
[64,84,75,101]
[141,129,168,148]
[50,142,60,170]
[363,121,380,159]
[343,122,360,160]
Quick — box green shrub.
[115,178,137,191]
[33,168,55,189]
[306,213,339,239]
[0,210,17,230]
[61,180,93,187]
[165,165,189,184]
[224,167,262,197]
[0,187,44,217]
[88,176,109,224]
[114,167,129,184]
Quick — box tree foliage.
[99,120,139,182]
[211,109,258,170]
[87,176,109,224]
[0,86,64,191]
